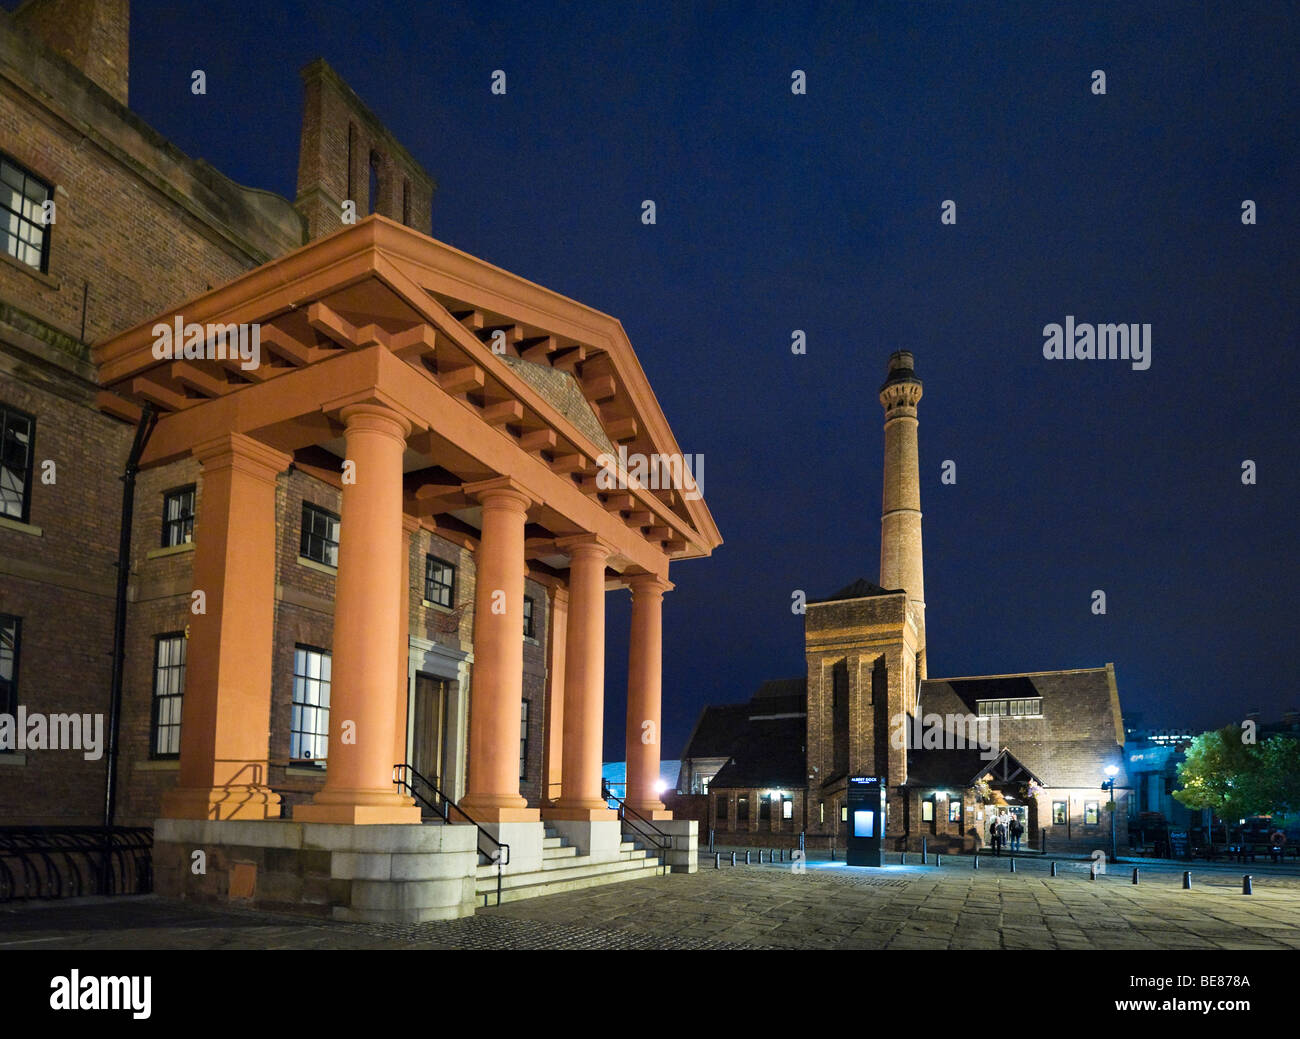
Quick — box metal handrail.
[392,764,509,906]
[602,781,672,875]
[0,826,152,902]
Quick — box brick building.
[699,352,1130,855]
[0,2,719,919]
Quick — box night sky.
[110,2,1296,758]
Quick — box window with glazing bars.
[150,633,186,758]
[162,486,195,547]
[1,155,52,272]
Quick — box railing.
[0,826,152,902]
[602,781,672,875]
[392,764,509,906]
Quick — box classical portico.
[94,215,720,919]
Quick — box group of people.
[986,813,1024,855]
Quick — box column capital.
[338,401,412,442]
[192,432,290,482]
[625,571,673,597]
[556,533,615,562]
[463,475,537,512]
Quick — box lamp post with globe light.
[1103,765,1120,863]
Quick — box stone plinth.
[153,818,478,923]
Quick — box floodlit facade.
[0,1,719,920]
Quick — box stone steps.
[475,853,666,905]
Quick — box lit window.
[291,645,331,765]
[840,804,848,823]
[1,154,52,272]
[1084,801,1100,825]
[300,503,339,567]
[782,796,793,820]
[162,486,195,547]
[150,633,186,757]
[948,799,961,823]
[425,555,455,608]
[0,403,35,522]
[922,799,934,822]
[1052,801,1067,825]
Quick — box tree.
[1173,725,1300,818]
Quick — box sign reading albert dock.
[847,776,886,867]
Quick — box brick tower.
[878,350,926,678]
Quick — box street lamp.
[1103,765,1119,863]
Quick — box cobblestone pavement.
[1,858,1298,950]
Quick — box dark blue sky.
[118,2,1296,757]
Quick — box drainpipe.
[103,403,157,828]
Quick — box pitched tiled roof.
[709,715,807,789]
[918,668,1125,788]
[810,577,898,604]
[681,703,750,759]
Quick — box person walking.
[988,817,1000,856]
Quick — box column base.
[160,786,282,821]
[294,788,422,825]
[457,794,540,825]
[625,802,673,821]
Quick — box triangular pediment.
[971,749,1044,787]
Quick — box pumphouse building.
[692,351,1129,855]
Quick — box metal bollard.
[781,849,786,862]
[745,850,751,865]
[922,837,927,865]
[973,853,979,870]
[709,829,715,853]
[1089,863,1097,880]
[900,851,906,865]
[1132,867,1139,885]
[936,854,942,867]
[730,851,736,866]
[1009,858,1016,873]
[759,848,766,864]
[1182,870,1192,890]
[1050,861,1058,877]
[714,852,721,869]
[1243,875,1253,895]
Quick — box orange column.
[161,433,287,821]
[548,537,616,820]
[394,514,418,769]
[459,478,539,823]
[625,573,673,819]
[541,584,569,806]
[296,404,420,824]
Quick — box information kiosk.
[846,775,886,867]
